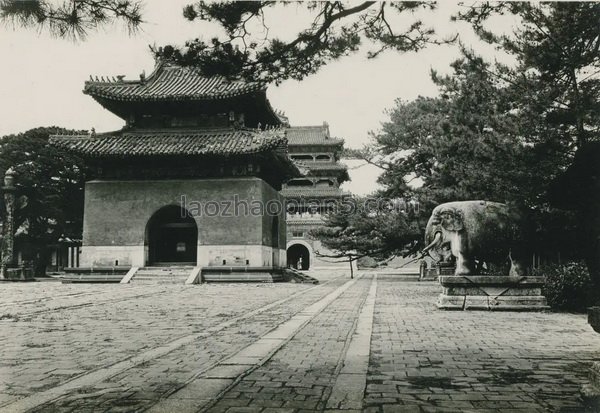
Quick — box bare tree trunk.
[34,245,50,277]
[570,67,587,148]
[349,255,354,279]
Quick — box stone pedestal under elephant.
[422,200,528,276]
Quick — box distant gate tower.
[50,59,301,280]
[282,123,350,270]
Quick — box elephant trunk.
[422,231,442,256]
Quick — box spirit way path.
[0,272,599,412]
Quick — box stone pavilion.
[50,60,301,280]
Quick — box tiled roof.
[281,187,350,199]
[84,62,265,102]
[300,162,348,171]
[49,128,287,158]
[290,160,349,183]
[286,125,344,146]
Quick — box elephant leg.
[508,250,526,277]
[450,232,475,275]
[455,253,475,275]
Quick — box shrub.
[357,256,378,268]
[536,261,591,312]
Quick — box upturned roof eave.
[82,86,267,102]
[48,127,290,159]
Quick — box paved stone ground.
[0,271,599,412]
[364,275,600,413]
[208,276,374,413]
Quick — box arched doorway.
[287,243,310,270]
[146,205,198,265]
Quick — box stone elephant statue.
[422,200,527,276]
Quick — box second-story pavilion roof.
[284,124,349,183]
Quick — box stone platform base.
[438,276,549,311]
[588,306,600,333]
[201,266,284,283]
[582,308,600,408]
[0,265,34,281]
[581,361,600,409]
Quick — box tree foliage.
[164,1,451,83]
[0,0,143,39]
[372,55,569,213]
[310,197,422,265]
[454,2,600,301]
[347,54,578,266]
[457,2,600,148]
[334,3,600,276]
[0,127,88,275]
[1,1,450,83]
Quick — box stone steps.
[62,273,124,284]
[131,266,195,284]
[201,273,283,282]
[62,266,130,284]
[201,267,284,283]
[283,268,319,284]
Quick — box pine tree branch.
[0,0,143,39]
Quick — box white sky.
[0,1,515,195]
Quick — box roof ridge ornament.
[274,109,290,127]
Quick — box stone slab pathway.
[0,275,345,412]
[326,274,378,412]
[0,270,599,412]
[365,275,600,413]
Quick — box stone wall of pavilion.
[81,177,286,268]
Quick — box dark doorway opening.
[146,205,198,265]
[287,244,310,270]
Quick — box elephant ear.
[440,209,464,232]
